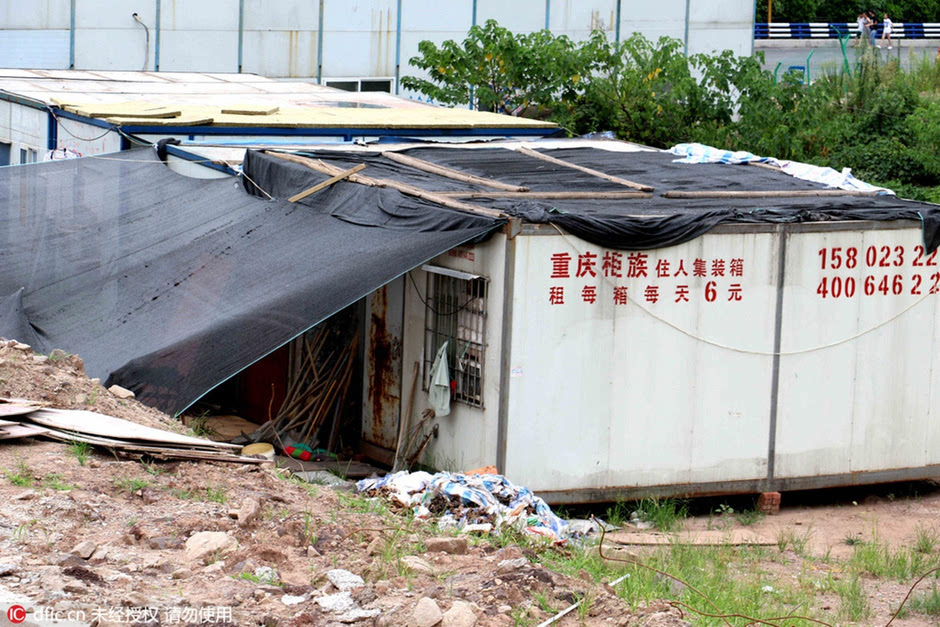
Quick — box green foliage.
[3,460,34,487]
[405,23,940,198]
[402,19,607,115]
[908,583,940,616]
[631,497,688,532]
[68,441,91,466]
[113,476,150,494]
[762,0,940,22]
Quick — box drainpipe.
[683,0,691,56]
[615,0,621,45]
[544,0,550,30]
[154,0,161,71]
[394,0,401,94]
[237,0,244,72]
[69,0,76,69]
[317,0,325,84]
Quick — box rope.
[548,223,935,357]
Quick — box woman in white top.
[879,13,893,49]
[855,12,868,47]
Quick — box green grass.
[836,576,871,622]
[67,441,91,466]
[169,487,197,500]
[234,570,281,586]
[907,583,940,617]
[336,491,391,517]
[113,477,151,494]
[914,525,939,555]
[631,497,688,532]
[3,460,34,487]
[204,485,228,504]
[42,473,75,491]
[849,536,940,581]
[186,414,217,439]
[735,507,764,527]
[776,526,813,555]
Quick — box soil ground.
[2,342,940,626]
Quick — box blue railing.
[755,22,940,39]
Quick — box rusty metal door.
[361,278,404,454]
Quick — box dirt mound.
[0,338,183,432]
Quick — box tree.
[400,19,608,115]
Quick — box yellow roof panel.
[56,100,556,130]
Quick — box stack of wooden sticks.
[256,324,359,451]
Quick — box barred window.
[423,268,488,408]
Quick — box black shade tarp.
[0,148,502,414]
[284,146,940,251]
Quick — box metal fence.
[755,22,940,39]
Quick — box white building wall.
[0,0,753,80]
[503,229,778,494]
[390,234,508,472]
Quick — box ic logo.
[7,605,27,623]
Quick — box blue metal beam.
[394,0,402,94]
[164,144,239,176]
[154,0,161,71]
[317,0,325,83]
[684,0,691,56]
[545,0,550,30]
[47,107,116,130]
[237,0,245,73]
[47,110,58,151]
[69,0,76,69]
[615,0,622,44]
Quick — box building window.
[324,78,394,93]
[423,269,488,408]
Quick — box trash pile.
[356,470,569,542]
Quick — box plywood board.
[25,408,240,449]
[220,105,280,115]
[0,424,49,440]
[0,398,42,418]
[39,427,263,463]
[603,530,776,546]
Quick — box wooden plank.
[436,190,652,199]
[24,408,240,449]
[381,151,529,192]
[273,455,382,479]
[288,163,367,203]
[516,146,654,192]
[663,190,880,199]
[602,530,776,546]
[0,400,41,418]
[220,105,280,115]
[39,427,265,463]
[266,151,505,219]
[0,424,49,440]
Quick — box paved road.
[756,42,936,79]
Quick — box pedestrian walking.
[879,13,893,49]
[868,11,878,47]
[854,11,868,47]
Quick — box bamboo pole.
[516,146,654,192]
[662,189,881,199]
[288,163,367,202]
[436,190,652,200]
[381,151,529,192]
[265,151,505,219]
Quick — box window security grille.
[423,272,488,408]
